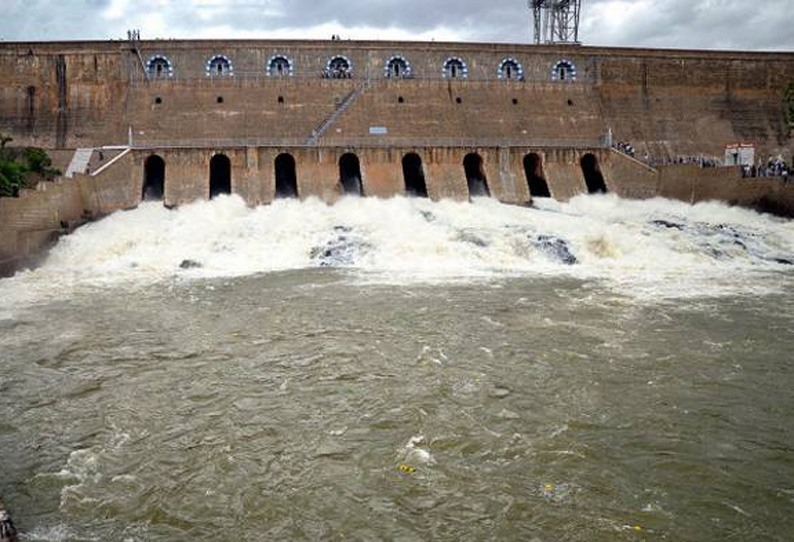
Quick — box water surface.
[1,195,793,541]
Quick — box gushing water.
[3,194,793,305]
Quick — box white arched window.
[325,55,353,78]
[385,55,412,78]
[551,59,577,82]
[146,55,173,78]
[267,55,294,77]
[498,58,524,81]
[206,55,234,77]
[442,57,468,79]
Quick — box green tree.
[0,146,62,197]
[0,158,27,197]
[24,147,60,176]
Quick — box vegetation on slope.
[0,134,61,198]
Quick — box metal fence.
[132,136,609,150]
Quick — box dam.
[2,32,794,542]
[1,38,794,273]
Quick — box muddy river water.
[1,194,793,541]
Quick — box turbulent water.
[1,194,794,541]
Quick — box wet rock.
[310,232,371,267]
[333,225,352,233]
[534,235,578,265]
[179,259,202,269]
[650,219,685,230]
[420,210,436,223]
[457,231,489,248]
[490,387,512,399]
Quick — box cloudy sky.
[1,0,792,51]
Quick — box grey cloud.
[0,0,792,51]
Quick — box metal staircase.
[128,29,149,83]
[306,79,371,146]
[64,148,94,178]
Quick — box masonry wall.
[0,40,792,159]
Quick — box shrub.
[24,147,60,177]
[0,145,60,197]
[0,158,27,197]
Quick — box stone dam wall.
[1,39,793,275]
[0,39,792,158]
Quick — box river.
[1,194,793,541]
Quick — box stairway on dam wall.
[64,148,94,178]
[306,79,371,145]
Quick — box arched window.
[498,58,524,81]
[325,56,353,79]
[551,60,577,82]
[443,57,468,79]
[206,55,233,77]
[146,55,173,79]
[385,55,412,79]
[267,55,294,77]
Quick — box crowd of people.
[742,158,789,181]
[650,155,723,168]
[322,68,353,79]
[613,141,636,157]
[608,137,792,181]
[612,141,720,168]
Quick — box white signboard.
[724,143,755,166]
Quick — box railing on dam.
[131,136,610,150]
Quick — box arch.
[209,154,232,198]
[463,153,490,197]
[206,55,233,77]
[498,58,524,81]
[267,55,294,77]
[581,153,608,194]
[339,153,363,195]
[142,154,165,201]
[325,55,353,79]
[146,55,173,79]
[385,55,412,78]
[402,153,428,197]
[551,59,577,82]
[523,153,551,198]
[274,153,298,198]
[443,57,468,79]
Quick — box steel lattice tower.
[530,0,582,45]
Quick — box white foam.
[0,193,791,305]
